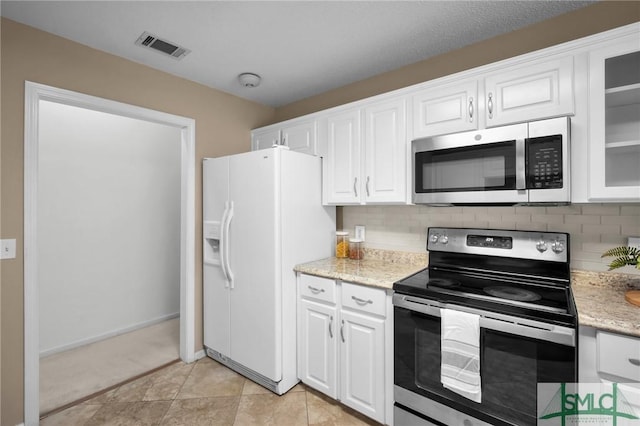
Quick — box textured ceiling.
[1,1,594,107]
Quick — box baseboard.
[194,349,206,360]
[40,312,179,358]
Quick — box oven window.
[395,307,576,426]
[415,141,517,193]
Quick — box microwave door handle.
[516,139,526,190]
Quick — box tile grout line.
[39,358,181,421]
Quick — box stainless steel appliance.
[393,227,577,426]
[412,117,570,205]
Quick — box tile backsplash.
[341,203,640,274]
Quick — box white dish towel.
[440,308,482,403]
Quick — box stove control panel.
[427,227,569,262]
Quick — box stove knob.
[439,234,449,244]
[552,239,565,254]
[536,240,548,253]
[430,234,440,244]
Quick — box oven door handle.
[393,294,575,347]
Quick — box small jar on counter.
[335,231,349,258]
[348,238,364,260]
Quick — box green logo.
[539,383,639,425]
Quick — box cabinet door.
[587,34,640,201]
[251,128,280,151]
[484,56,574,127]
[364,97,407,203]
[323,109,362,205]
[339,309,385,423]
[282,120,316,155]
[412,79,478,138]
[298,299,338,398]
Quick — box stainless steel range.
[393,227,577,426]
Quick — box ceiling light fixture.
[238,73,261,88]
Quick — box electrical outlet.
[0,239,16,260]
[629,237,640,250]
[355,225,365,241]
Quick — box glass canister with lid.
[335,231,349,258]
[349,238,364,260]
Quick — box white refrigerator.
[202,147,335,394]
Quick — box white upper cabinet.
[363,97,407,204]
[251,127,281,151]
[251,117,317,155]
[484,56,575,127]
[412,56,574,139]
[587,33,640,201]
[322,108,362,204]
[412,79,479,139]
[322,96,407,205]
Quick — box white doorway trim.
[23,81,196,426]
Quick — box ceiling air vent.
[135,31,190,60]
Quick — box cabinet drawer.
[341,282,386,317]
[299,274,336,304]
[597,330,640,381]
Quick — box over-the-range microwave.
[412,116,570,206]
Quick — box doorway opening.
[24,82,196,425]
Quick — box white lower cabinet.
[579,326,640,413]
[298,298,338,398]
[297,274,389,424]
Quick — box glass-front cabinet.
[588,34,640,200]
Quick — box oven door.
[412,123,528,205]
[393,294,576,426]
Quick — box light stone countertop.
[295,250,640,338]
[294,248,428,290]
[571,270,640,337]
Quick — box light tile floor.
[41,356,382,426]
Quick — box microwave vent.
[135,31,190,60]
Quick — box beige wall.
[0,18,274,425]
[274,1,640,122]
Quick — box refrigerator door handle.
[224,201,235,288]
[219,202,231,287]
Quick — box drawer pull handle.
[340,319,345,342]
[629,358,640,366]
[352,296,373,305]
[329,316,334,339]
[308,285,325,294]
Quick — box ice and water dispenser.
[203,221,221,266]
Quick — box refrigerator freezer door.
[203,158,231,358]
[228,150,280,381]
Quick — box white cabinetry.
[322,96,407,205]
[297,274,389,424]
[322,109,362,204]
[579,326,640,412]
[252,118,317,155]
[587,34,640,201]
[484,56,574,127]
[411,56,574,139]
[412,79,479,138]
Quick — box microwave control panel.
[526,135,563,189]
